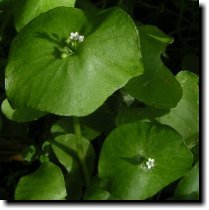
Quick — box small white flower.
[69,32,84,42]
[78,35,84,42]
[145,158,155,169]
[70,32,79,40]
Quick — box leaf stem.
[73,116,90,187]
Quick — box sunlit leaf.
[6,7,143,116]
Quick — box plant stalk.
[73,117,90,187]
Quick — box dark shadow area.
[35,32,61,46]
[120,154,144,165]
[35,32,67,59]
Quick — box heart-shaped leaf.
[6,7,143,117]
[174,162,199,200]
[15,162,67,200]
[125,25,182,109]
[98,122,193,200]
[1,99,46,122]
[13,0,76,31]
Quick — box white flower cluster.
[60,32,84,59]
[69,32,84,42]
[145,158,155,169]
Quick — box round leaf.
[157,71,199,141]
[6,7,143,116]
[99,122,193,200]
[13,0,76,31]
[15,162,67,200]
[125,25,182,109]
[1,99,46,122]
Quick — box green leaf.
[157,71,199,141]
[15,162,67,200]
[6,7,143,117]
[51,117,100,141]
[51,134,95,175]
[125,25,182,109]
[98,122,193,200]
[51,104,114,140]
[116,106,169,126]
[84,176,121,200]
[174,162,199,200]
[184,133,199,150]
[118,71,199,144]
[80,103,115,134]
[21,145,37,161]
[51,134,95,199]
[190,139,199,164]
[1,99,46,122]
[13,0,76,31]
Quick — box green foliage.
[125,25,182,109]
[51,118,100,141]
[51,134,95,175]
[0,0,199,201]
[117,70,199,146]
[15,162,67,200]
[98,122,193,200]
[1,99,46,122]
[6,7,143,116]
[51,134,95,199]
[13,0,76,31]
[174,162,199,200]
[51,103,114,140]
[84,176,120,200]
[157,71,199,141]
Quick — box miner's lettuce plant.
[0,0,199,200]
